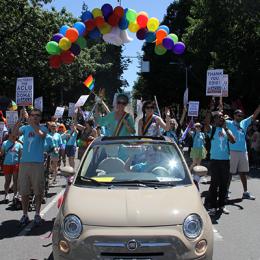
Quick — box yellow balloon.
[59,37,71,51]
[128,22,140,33]
[92,8,103,18]
[99,23,112,35]
[147,17,160,32]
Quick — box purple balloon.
[162,37,174,50]
[173,42,186,55]
[70,43,81,56]
[52,33,64,43]
[101,3,113,18]
[136,28,148,40]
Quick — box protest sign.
[54,107,65,118]
[222,74,229,97]
[183,88,189,108]
[16,77,34,106]
[68,103,76,117]
[188,101,200,117]
[34,97,43,111]
[206,69,223,96]
[6,111,18,127]
[0,122,5,143]
[75,95,89,108]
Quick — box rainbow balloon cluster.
[46,3,185,68]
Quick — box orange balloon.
[65,28,79,43]
[156,29,167,41]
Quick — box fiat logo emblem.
[127,239,139,251]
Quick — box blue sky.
[45,0,174,91]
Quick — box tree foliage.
[0,0,129,114]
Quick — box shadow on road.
[0,219,23,239]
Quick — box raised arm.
[252,105,260,121]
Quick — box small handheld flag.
[84,75,95,91]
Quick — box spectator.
[13,108,48,226]
[57,124,67,167]
[250,122,260,169]
[65,123,78,168]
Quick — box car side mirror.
[60,166,76,177]
[192,166,208,177]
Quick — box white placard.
[68,103,76,117]
[222,74,229,97]
[0,122,5,143]
[206,69,223,96]
[75,95,89,108]
[183,88,189,107]
[34,97,43,111]
[6,111,19,127]
[188,101,200,117]
[54,107,65,118]
[16,77,34,106]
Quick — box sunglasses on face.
[117,101,127,105]
[145,106,154,110]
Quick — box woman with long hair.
[138,101,171,137]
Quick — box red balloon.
[49,55,61,69]
[107,13,120,27]
[85,19,96,31]
[95,16,105,27]
[137,14,149,28]
[114,6,124,18]
[61,51,75,64]
[65,28,79,43]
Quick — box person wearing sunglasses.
[138,101,171,137]
[226,105,260,200]
[13,108,48,226]
[96,93,135,137]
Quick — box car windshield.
[75,141,192,187]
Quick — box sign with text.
[206,69,223,96]
[188,101,200,117]
[0,122,5,143]
[16,77,34,106]
[54,107,65,118]
[6,111,18,127]
[75,95,89,108]
[68,103,76,117]
[34,97,43,111]
[222,74,229,97]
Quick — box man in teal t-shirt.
[226,106,260,200]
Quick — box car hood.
[63,185,205,226]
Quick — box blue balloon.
[59,25,70,36]
[81,11,93,22]
[119,17,129,30]
[145,32,156,43]
[158,25,170,34]
[88,28,101,40]
[73,22,86,36]
[101,3,113,18]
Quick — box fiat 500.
[53,136,213,260]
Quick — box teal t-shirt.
[49,132,62,157]
[44,134,54,153]
[226,117,252,152]
[2,140,23,165]
[66,130,77,146]
[98,112,135,136]
[192,132,205,148]
[208,127,229,160]
[19,125,48,163]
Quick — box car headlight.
[183,214,203,239]
[63,214,82,240]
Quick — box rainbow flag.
[83,75,95,91]
[10,100,17,111]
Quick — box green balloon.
[76,37,87,49]
[46,41,61,55]
[154,45,167,55]
[169,33,179,44]
[126,9,137,22]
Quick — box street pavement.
[0,160,260,260]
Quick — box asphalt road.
[0,160,260,260]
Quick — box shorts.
[3,164,19,175]
[65,145,76,157]
[230,151,249,174]
[18,163,45,196]
[190,147,207,160]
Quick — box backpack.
[204,127,216,160]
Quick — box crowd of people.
[0,93,260,225]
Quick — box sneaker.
[208,208,216,216]
[4,194,11,204]
[19,215,30,226]
[34,215,43,226]
[220,206,230,214]
[242,191,256,200]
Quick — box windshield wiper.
[111,180,175,187]
[80,176,105,186]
